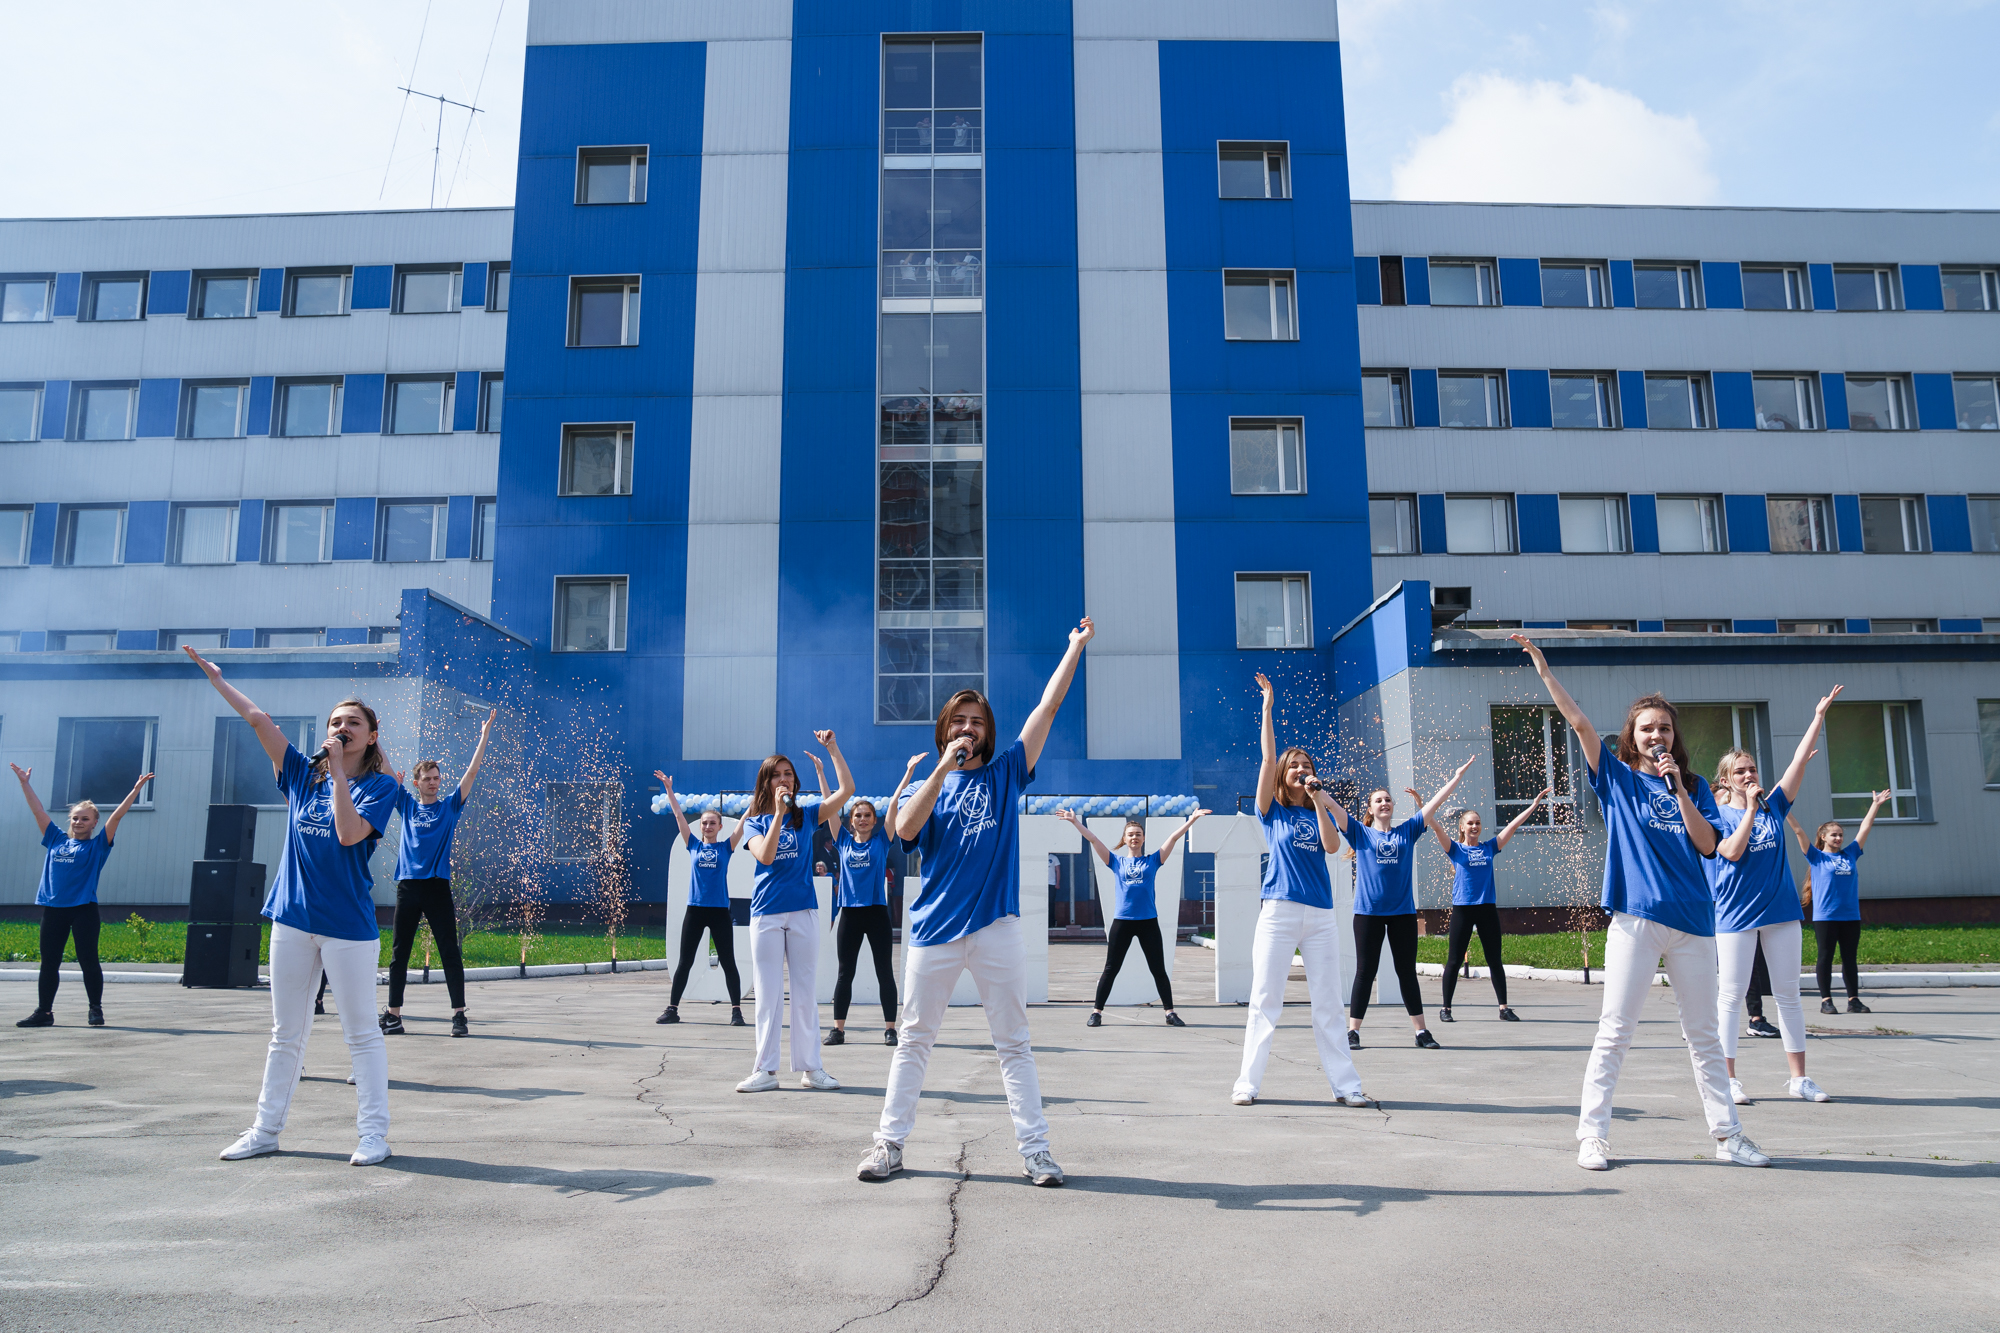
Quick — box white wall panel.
[1079,393,1175,520]
[528,0,791,46]
[1074,0,1340,42]
[686,396,784,524]
[1071,40,1162,153]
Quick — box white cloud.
[1390,73,1719,206]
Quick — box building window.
[1656,495,1724,553]
[388,377,454,434]
[883,36,981,155]
[547,782,622,861]
[395,266,461,314]
[1644,374,1709,430]
[1217,142,1289,199]
[1779,620,1842,634]
[1969,496,2000,553]
[1742,266,1806,311]
[1489,705,1579,827]
[160,630,227,650]
[1559,495,1629,553]
[473,498,497,560]
[1369,495,1416,554]
[211,716,314,806]
[170,503,237,565]
[555,576,628,652]
[576,148,648,204]
[1665,620,1730,633]
[1753,375,1817,431]
[54,718,156,807]
[1222,271,1297,340]
[0,633,18,652]
[83,274,146,321]
[182,381,249,439]
[570,277,640,347]
[1540,261,1607,308]
[1844,376,1909,430]
[1634,263,1700,309]
[1677,704,1764,786]
[1235,574,1311,648]
[1942,268,1997,312]
[0,506,29,566]
[1566,620,1636,632]
[487,263,510,311]
[1978,700,2000,788]
[1,275,53,323]
[286,269,351,317]
[257,629,325,648]
[1429,260,1495,307]
[1768,496,1834,553]
[1869,620,1935,635]
[1826,701,1922,820]
[378,500,448,563]
[1833,266,1897,311]
[71,383,138,441]
[50,633,117,651]
[266,503,334,564]
[1550,373,1614,429]
[558,425,634,496]
[1229,418,1304,495]
[1444,495,1515,554]
[193,272,256,319]
[1859,495,1929,553]
[1362,372,1409,427]
[0,382,41,441]
[278,379,343,437]
[480,375,503,433]
[1953,376,1999,431]
[1438,373,1505,428]
[57,505,125,566]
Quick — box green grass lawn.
[1413,925,2000,971]
[0,919,671,968]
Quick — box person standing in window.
[1512,635,1769,1172]
[1229,672,1370,1111]
[1788,791,1889,1015]
[737,735,852,1094]
[827,758,921,1049]
[654,773,747,1028]
[858,618,1095,1188]
[1426,788,1548,1024]
[187,647,402,1168]
[378,710,496,1041]
[1709,688,1841,1106]
[11,763,151,1029]
[1056,807,1207,1029]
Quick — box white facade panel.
[1073,0,1339,42]
[0,208,511,273]
[1070,40,1162,154]
[686,397,784,525]
[527,0,792,46]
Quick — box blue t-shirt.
[1256,800,1333,910]
[741,795,823,916]
[393,788,465,882]
[1446,836,1502,906]
[1707,789,1801,933]
[38,825,112,908]
[684,834,733,909]
[1345,814,1428,916]
[266,744,401,942]
[836,827,891,909]
[1108,851,1162,921]
[1585,742,1723,937]
[900,739,1032,947]
[1807,842,1865,922]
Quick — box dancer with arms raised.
[1056,805,1208,1029]
[654,773,748,1028]
[1426,786,1548,1023]
[827,755,922,1048]
[1789,790,1890,1015]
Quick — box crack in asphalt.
[633,1052,695,1145]
[828,1116,993,1333]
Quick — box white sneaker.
[1022,1151,1065,1186]
[1577,1137,1611,1171]
[1337,1093,1373,1108]
[219,1128,280,1160]
[349,1134,391,1166]
[346,1075,356,1085]
[857,1141,903,1180]
[1730,1077,1752,1105]
[1716,1131,1771,1166]
[736,1070,780,1093]
[1788,1076,1831,1103]
[1230,1091,1255,1106]
[800,1068,840,1090]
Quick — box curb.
[1413,962,2000,987]
[2,958,681,987]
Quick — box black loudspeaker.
[204,804,258,862]
[182,921,261,988]
[189,861,266,924]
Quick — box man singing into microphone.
[857,617,1095,1188]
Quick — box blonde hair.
[68,800,101,822]
[1711,747,1757,795]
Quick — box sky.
[1,0,1997,218]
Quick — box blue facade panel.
[246,376,273,435]
[332,498,375,561]
[124,500,169,563]
[1608,259,1634,308]
[1637,620,1664,633]
[1809,263,1836,310]
[1617,370,1647,428]
[1700,261,1743,310]
[1834,494,1862,552]
[351,265,393,310]
[29,503,58,565]
[53,272,80,318]
[1497,257,1541,307]
[1506,369,1551,428]
[115,630,156,651]
[1734,619,1778,634]
[1940,618,1983,633]
[1522,621,1564,630]
[453,371,482,431]
[40,380,69,440]
[1712,371,1756,429]
[236,498,264,562]
[326,628,370,647]
[228,629,255,649]
[1928,494,1972,552]
[1628,493,1659,552]
[148,270,191,316]
[341,374,385,433]
[445,495,476,560]
[1402,255,1430,306]
[1410,368,1440,427]
[1901,264,1944,311]
[1912,372,1956,429]
[257,268,284,312]
[1845,618,1871,634]
[1724,493,1770,553]
[1417,493,1447,554]
[1353,255,1380,304]
[137,379,179,437]
[1822,372,1848,430]
[1516,493,1561,552]
[461,261,488,309]
[18,631,46,652]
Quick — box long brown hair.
[1272,746,1317,808]
[309,698,387,783]
[1614,693,1690,774]
[749,753,804,831]
[934,689,996,766]
[1813,820,1844,850]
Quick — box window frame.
[376,498,450,564]
[1752,374,1819,431]
[1843,375,1911,431]
[169,502,239,566]
[1539,260,1609,309]
[53,717,157,808]
[472,497,497,561]
[1833,266,1899,312]
[0,381,43,441]
[69,381,139,442]
[1740,265,1807,311]
[263,502,336,565]
[1978,700,2000,789]
[1557,494,1630,554]
[1968,495,2000,553]
[1777,620,1843,635]
[1436,371,1507,429]
[1227,417,1306,496]
[1858,495,1930,554]
[1941,267,1998,313]
[191,270,258,321]
[1826,700,1925,821]
[1220,270,1298,341]
[1632,262,1702,310]
[179,379,251,440]
[1642,372,1710,430]
[1361,371,1410,428]
[1368,494,1417,555]
[1215,140,1291,200]
[1489,704,1583,829]
[575,147,650,205]
[1233,573,1313,650]
[0,505,30,566]
[386,375,456,436]
[1766,495,1836,554]
[1951,375,2000,432]
[553,575,630,652]
[568,276,642,348]
[81,272,147,322]
[256,628,327,648]
[1654,494,1725,554]
[276,377,345,438]
[1443,494,1517,554]
[557,423,636,497]
[0,274,55,324]
[1549,372,1616,429]
[211,715,314,808]
[284,268,352,318]
[393,265,463,315]
[55,504,127,568]
[479,374,504,434]
[48,632,117,652]
[1428,258,1497,307]
[486,263,511,312]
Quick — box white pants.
[1234,900,1364,1100]
[1578,912,1738,1143]
[254,923,388,1140]
[1717,921,1806,1056]
[751,909,822,1074]
[875,915,1049,1158]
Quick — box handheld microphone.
[955,738,970,769]
[778,789,793,807]
[1651,746,1678,795]
[1752,789,1769,813]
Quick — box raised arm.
[896,733,973,842]
[1785,813,1812,856]
[1778,688,1840,802]
[1254,673,1279,816]
[885,754,923,846]
[1510,634,1603,775]
[101,771,154,842]
[1494,789,1549,852]
[1019,617,1094,773]
[1424,805,1456,855]
[10,763,53,835]
[1157,808,1210,861]
[1852,789,1890,849]
[1054,808,1115,866]
[808,751,831,803]
[1410,757,1476,825]
[655,771,694,841]
[814,730,855,827]
[459,710,497,801]
[1299,780,1349,854]
[728,814,748,851]
[184,646,289,777]
[320,740,377,848]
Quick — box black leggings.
[1744,939,1771,1018]
[38,903,103,1011]
[1092,917,1174,1011]
[1350,912,1423,1020]
[1441,903,1507,1008]
[670,905,741,1007]
[1815,920,1862,1000]
[834,905,899,1023]
[389,877,467,1009]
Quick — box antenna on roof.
[399,88,485,210]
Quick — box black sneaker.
[1847,998,1871,1014]
[378,1012,404,1036]
[1086,1012,1101,1027]
[1165,1012,1185,1027]
[88,1006,104,1027]
[1347,1029,1361,1050]
[1820,999,1838,1015]
[1747,1016,1781,1039]
[1436,1007,1454,1023]
[825,1027,845,1045]
[729,1007,746,1027]
[16,1009,52,1028]
[451,1013,469,1038]
[314,1001,325,1016]
[884,1027,897,1046]
[1415,1029,1442,1049]
[1498,1006,1521,1022]
[656,1007,679,1024]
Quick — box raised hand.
[1871,788,1892,806]
[904,754,927,772]
[1403,787,1422,804]
[1070,616,1095,648]
[653,770,673,792]
[481,708,498,735]
[1190,808,1211,821]
[1815,686,1843,715]
[182,644,221,676]
[814,729,838,748]
[131,772,155,791]
[1053,808,1081,826]
[1254,671,1273,703]
[1509,632,1547,667]
[9,763,29,784]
